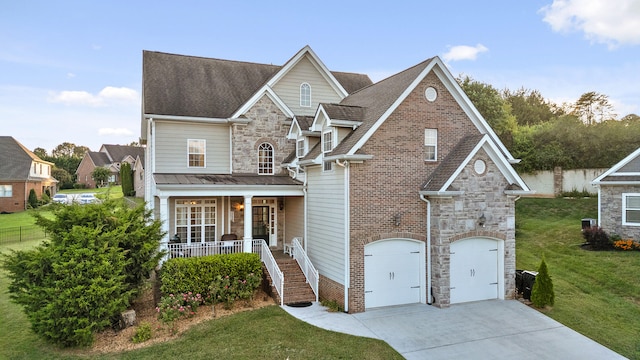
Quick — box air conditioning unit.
[581,218,596,231]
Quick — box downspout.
[336,159,350,312]
[303,172,308,251]
[419,194,433,305]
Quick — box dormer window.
[300,83,311,107]
[296,139,305,159]
[322,130,333,172]
[258,142,274,175]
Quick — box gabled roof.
[321,104,365,122]
[0,136,52,181]
[88,151,111,167]
[420,134,531,195]
[143,51,279,119]
[100,144,145,164]
[592,147,640,185]
[287,115,316,140]
[143,48,372,120]
[322,56,515,163]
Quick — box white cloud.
[48,86,139,107]
[99,128,134,136]
[443,44,489,62]
[540,0,640,48]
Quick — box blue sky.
[2,0,639,152]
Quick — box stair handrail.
[292,237,319,302]
[260,240,284,306]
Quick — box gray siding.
[306,165,346,284]
[272,56,343,117]
[155,122,230,174]
[284,196,305,242]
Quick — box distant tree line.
[34,142,89,189]
[458,76,640,173]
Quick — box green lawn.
[1,198,638,358]
[0,238,401,359]
[516,197,640,359]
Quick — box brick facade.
[346,72,515,312]
[0,180,44,213]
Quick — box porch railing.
[292,237,319,302]
[261,241,284,306]
[166,239,284,306]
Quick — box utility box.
[581,218,596,231]
[516,270,538,300]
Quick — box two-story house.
[0,136,58,212]
[142,46,531,313]
[76,144,145,196]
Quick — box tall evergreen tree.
[531,259,555,308]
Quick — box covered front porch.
[152,173,305,255]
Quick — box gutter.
[419,194,433,305]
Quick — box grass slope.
[516,197,640,359]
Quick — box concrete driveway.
[282,300,625,359]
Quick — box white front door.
[364,239,424,309]
[450,238,500,304]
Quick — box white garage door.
[364,239,424,309]
[450,238,500,304]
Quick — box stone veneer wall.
[232,96,294,175]
[599,185,640,240]
[429,150,516,307]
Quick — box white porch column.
[243,195,253,252]
[159,195,170,263]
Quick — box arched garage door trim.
[364,238,426,309]
[449,237,504,304]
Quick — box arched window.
[300,83,311,107]
[258,143,274,175]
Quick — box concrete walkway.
[282,300,626,359]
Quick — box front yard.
[0,197,637,358]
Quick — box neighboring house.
[592,147,640,240]
[0,136,58,212]
[76,144,145,196]
[141,46,532,313]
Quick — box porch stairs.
[264,252,316,305]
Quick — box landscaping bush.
[531,259,555,308]
[159,252,262,301]
[210,272,262,309]
[581,226,613,250]
[27,189,38,208]
[0,200,164,347]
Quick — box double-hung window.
[188,139,206,168]
[323,130,333,172]
[296,139,305,159]
[258,143,274,175]
[300,83,311,107]
[623,193,640,225]
[0,185,12,197]
[424,129,438,161]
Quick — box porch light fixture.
[478,213,486,227]
[235,202,244,212]
[393,213,401,226]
